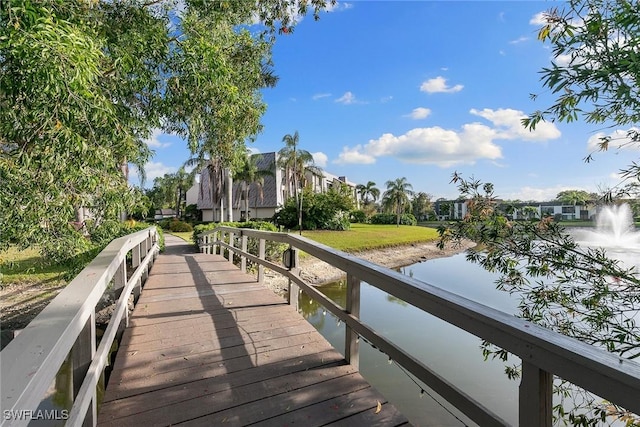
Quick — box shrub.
[168,219,193,232]
[350,210,367,223]
[273,187,353,231]
[370,213,417,226]
[323,211,351,230]
[90,219,126,246]
[53,220,163,279]
[192,221,285,263]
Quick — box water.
[573,204,640,269]
[300,254,519,426]
[299,206,640,426]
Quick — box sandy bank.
[263,239,476,295]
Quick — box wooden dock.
[97,236,410,426]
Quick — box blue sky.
[136,1,639,202]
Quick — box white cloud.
[129,161,177,187]
[505,185,577,202]
[336,125,502,167]
[336,108,561,167]
[380,95,393,103]
[144,128,172,148]
[587,127,640,152]
[405,107,431,120]
[312,151,328,167]
[554,53,573,67]
[312,93,331,100]
[324,1,353,12]
[335,91,358,104]
[509,36,529,44]
[470,108,561,141]
[335,146,376,165]
[420,76,463,94]
[529,11,547,26]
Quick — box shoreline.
[263,239,476,295]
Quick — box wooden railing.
[1,227,159,427]
[199,226,640,427]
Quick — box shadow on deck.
[97,235,410,426]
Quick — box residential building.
[438,199,598,221]
[195,152,358,222]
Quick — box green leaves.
[528,0,640,131]
[440,174,640,425]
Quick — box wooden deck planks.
[97,236,410,427]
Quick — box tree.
[356,181,380,206]
[273,186,354,231]
[524,0,640,197]
[382,178,414,227]
[278,131,321,202]
[174,167,194,219]
[411,192,433,221]
[556,190,592,206]
[0,0,333,258]
[441,175,640,424]
[147,174,178,212]
[234,153,274,222]
[439,5,640,423]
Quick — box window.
[541,207,554,215]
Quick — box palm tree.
[382,177,414,226]
[233,153,274,221]
[278,131,319,202]
[356,181,380,206]
[185,154,227,222]
[174,167,194,218]
[556,190,591,206]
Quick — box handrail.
[1,227,159,427]
[199,226,640,427]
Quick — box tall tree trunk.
[245,184,250,221]
[120,159,129,220]
[226,168,233,222]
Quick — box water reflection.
[299,254,519,426]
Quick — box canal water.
[299,253,522,426]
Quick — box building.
[195,152,358,222]
[437,199,598,221]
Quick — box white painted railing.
[199,226,640,427]
[1,227,159,427]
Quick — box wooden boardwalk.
[97,235,410,426]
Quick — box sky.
[134,1,640,202]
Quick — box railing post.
[241,234,248,273]
[519,361,552,427]
[132,243,141,268]
[287,248,300,311]
[202,234,208,254]
[344,274,361,369]
[228,231,235,264]
[258,238,265,284]
[146,233,152,257]
[213,231,219,255]
[114,260,129,335]
[114,260,127,300]
[141,241,149,282]
[71,312,96,427]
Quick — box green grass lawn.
[300,223,440,252]
[1,246,69,285]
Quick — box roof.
[197,152,278,210]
